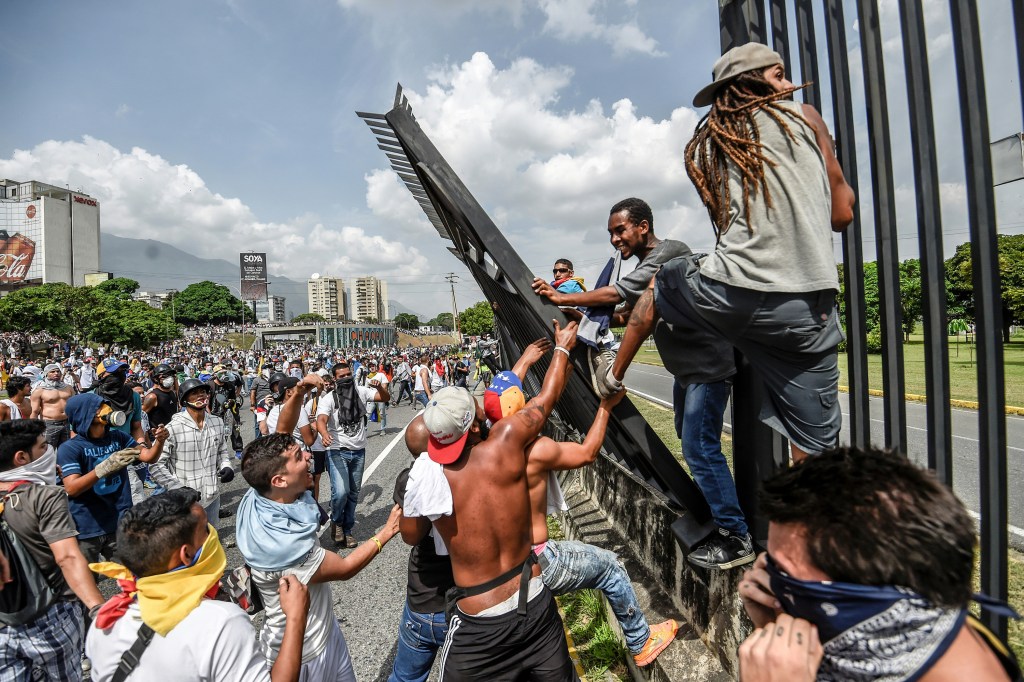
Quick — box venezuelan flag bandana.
[90,524,227,636]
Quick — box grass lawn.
[630,335,1024,408]
[629,391,1024,663]
[548,517,630,680]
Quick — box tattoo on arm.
[629,289,655,330]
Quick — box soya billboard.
[240,252,268,301]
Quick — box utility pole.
[445,273,461,342]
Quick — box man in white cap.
[410,320,581,681]
[30,363,74,448]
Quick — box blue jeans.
[538,540,649,654]
[387,600,448,682]
[414,391,429,407]
[327,448,366,534]
[672,378,747,536]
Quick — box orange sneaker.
[633,619,679,667]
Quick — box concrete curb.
[557,602,590,681]
[836,385,1024,416]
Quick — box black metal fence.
[720,0,1010,639]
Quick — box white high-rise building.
[307,275,346,321]
[349,276,389,322]
[255,295,286,323]
[0,179,101,288]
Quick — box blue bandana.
[235,489,320,572]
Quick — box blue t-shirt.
[57,429,136,539]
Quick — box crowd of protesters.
[1,43,1020,682]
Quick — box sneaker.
[345,534,358,549]
[686,528,755,570]
[588,346,619,398]
[633,619,679,667]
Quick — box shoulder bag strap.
[110,623,156,682]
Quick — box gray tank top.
[699,100,838,293]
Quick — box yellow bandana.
[90,524,227,636]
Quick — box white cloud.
[360,52,713,289]
[0,136,429,283]
[537,0,664,57]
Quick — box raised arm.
[528,389,625,471]
[801,104,855,232]
[510,339,553,381]
[497,320,578,448]
[311,505,401,583]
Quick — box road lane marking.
[363,425,409,482]
[968,511,1024,541]
[625,387,673,409]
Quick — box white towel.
[404,452,453,521]
[547,471,568,515]
[429,526,449,556]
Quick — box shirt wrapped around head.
[483,372,525,424]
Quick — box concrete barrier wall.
[563,452,750,679]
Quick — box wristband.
[554,346,571,357]
[371,536,383,554]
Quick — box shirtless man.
[31,363,74,448]
[484,343,679,667]
[0,376,31,421]
[412,320,580,681]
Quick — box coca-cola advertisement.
[0,230,37,284]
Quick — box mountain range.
[99,233,425,321]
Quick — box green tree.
[898,259,922,341]
[172,281,247,326]
[459,301,495,336]
[430,312,454,331]
[292,313,327,324]
[946,234,1024,343]
[0,283,79,337]
[394,313,420,330]
[93,277,140,302]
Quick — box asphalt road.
[622,362,1024,551]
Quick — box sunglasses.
[552,267,570,275]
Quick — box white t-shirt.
[412,364,426,392]
[315,386,375,451]
[251,546,334,663]
[86,600,271,682]
[266,404,311,446]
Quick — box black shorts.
[439,584,578,682]
[311,449,326,475]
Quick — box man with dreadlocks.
[595,43,855,468]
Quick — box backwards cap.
[483,371,526,424]
[423,387,477,465]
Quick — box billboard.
[239,252,268,301]
[0,202,42,284]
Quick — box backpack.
[0,484,60,626]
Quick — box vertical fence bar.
[795,0,821,108]
[897,0,953,483]
[1015,0,1024,124]
[822,0,870,447]
[720,0,768,49]
[855,0,907,452]
[768,0,792,69]
[948,0,1009,640]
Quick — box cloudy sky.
[1,0,1021,318]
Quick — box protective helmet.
[153,364,175,378]
[268,371,289,389]
[179,378,211,402]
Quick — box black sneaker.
[687,528,754,570]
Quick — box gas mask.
[96,403,128,427]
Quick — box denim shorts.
[655,255,844,453]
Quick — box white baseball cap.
[423,387,477,464]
